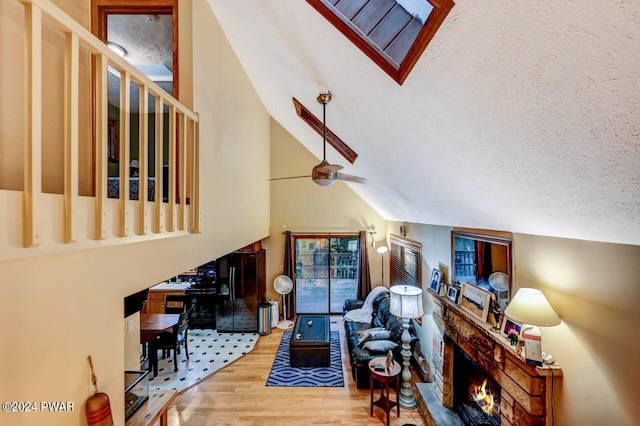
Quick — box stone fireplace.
[417,295,562,426]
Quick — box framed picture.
[447,285,460,304]
[459,282,492,322]
[500,317,523,339]
[428,268,443,295]
[108,118,119,163]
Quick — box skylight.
[307,0,454,85]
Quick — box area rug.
[148,329,258,392]
[266,331,344,387]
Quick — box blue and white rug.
[266,331,344,387]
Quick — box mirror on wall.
[451,231,513,310]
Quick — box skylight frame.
[307,0,454,85]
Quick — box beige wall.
[514,234,640,426]
[262,119,386,304]
[0,0,27,190]
[392,221,640,426]
[0,1,269,425]
[0,0,93,194]
[123,313,141,370]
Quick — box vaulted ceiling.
[206,0,640,246]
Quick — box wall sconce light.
[368,230,377,247]
[400,225,407,237]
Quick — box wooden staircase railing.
[1,0,200,259]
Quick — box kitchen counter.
[148,282,192,291]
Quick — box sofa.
[343,288,418,389]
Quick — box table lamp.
[389,284,424,409]
[503,288,560,366]
[130,159,139,177]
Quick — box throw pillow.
[363,340,398,353]
[368,329,391,341]
[356,327,388,347]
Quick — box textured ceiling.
[207,0,640,246]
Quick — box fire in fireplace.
[454,347,501,426]
[472,379,497,416]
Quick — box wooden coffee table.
[289,314,330,367]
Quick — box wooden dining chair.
[164,294,188,314]
[151,308,192,375]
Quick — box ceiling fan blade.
[336,173,367,184]
[268,175,312,181]
[315,163,343,173]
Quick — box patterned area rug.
[148,329,258,392]
[266,331,344,387]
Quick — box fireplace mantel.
[422,294,563,426]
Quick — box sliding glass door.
[295,235,360,314]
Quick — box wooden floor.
[167,317,426,425]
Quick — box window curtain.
[476,241,492,282]
[357,230,372,299]
[282,231,296,320]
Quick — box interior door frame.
[91,0,179,100]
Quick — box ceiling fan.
[270,92,366,186]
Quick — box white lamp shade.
[504,288,560,326]
[389,285,424,319]
[130,159,139,168]
[376,246,388,254]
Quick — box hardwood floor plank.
[167,318,425,425]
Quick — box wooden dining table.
[140,313,180,342]
[140,313,180,376]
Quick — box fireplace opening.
[454,346,501,426]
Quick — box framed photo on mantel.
[428,268,443,295]
[459,282,492,322]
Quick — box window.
[306,0,454,85]
[294,234,360,314]
[389,235,422,287]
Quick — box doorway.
[91,0,178,98]
[294,235,360,314]
[91,0,179,199]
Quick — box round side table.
[368,357,401,426]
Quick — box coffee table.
[289,314,330,367]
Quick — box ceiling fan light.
[314,178,336,186]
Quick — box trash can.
[257,302,272,336]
